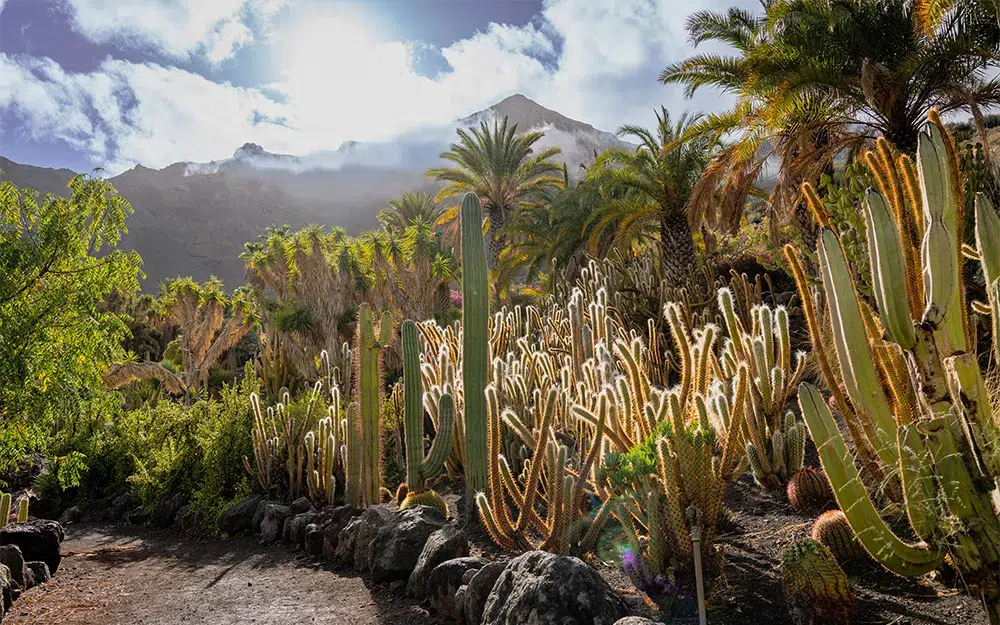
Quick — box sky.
[0,0,747,175]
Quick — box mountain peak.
[461,93,601,136]
[233,142,266,159]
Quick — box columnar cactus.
[400,319,454,516]
[16,497,28,524]
[353,304,393,508]
[781,539,856,625]
[0,492,10,528]
[460,193,489,518]
[243,392,280,492]
[793,113,1000,621]
[812,510,866,564]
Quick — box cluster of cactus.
[717,288,808,490]
[792,113,1000,620]
[0,492,10,528]
[399,319,454,517]
[785,467,834,512]
[811,510,866,564]
[351,304,392,508]
[781,539,856,625]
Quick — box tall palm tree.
[426,116,564,268]
[660,0,1000,222]
[585,108,720,286]
[378,191,443,232]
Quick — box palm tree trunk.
[659,212,696,287]
[485,205,508,270]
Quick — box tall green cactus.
[461,193,489,519]
[0,493,10,529]
[400,319,454,516]
[16,497,28,524]
[353,304,393,508]
[794,116,1000,622]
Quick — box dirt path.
[4,523,436,625]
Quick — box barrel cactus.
[786,468,834,512]
[782,539,856,625]
[811,510,866,564]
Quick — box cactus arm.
[943,353,999,476]
[461,193,489,511]
[421,393,455,478]
[818,228,899,468]
[402,320,426,490]
[975,194,1000,290]
[897,424,940,540]
[863,190,917,348]
[798,383,943,577]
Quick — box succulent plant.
[0,492,10,528]
[352,304,393,508]
[16,497,28,524]
[782,539,856,625]
[811,510,866,564]
[792,113,1000,621]
[786,468,834,512]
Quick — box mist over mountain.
[0,94,630,289]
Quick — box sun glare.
[277,10,382,82]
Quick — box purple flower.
[450,290,462,307]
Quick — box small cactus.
[0,493,10,528]
[812,510,866,564]
[782,539,856,625]
[16,497,28,523]
[402,488,448,518]
[395,482,408,505]
[787,467,834,512]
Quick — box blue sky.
[0,0,742,174]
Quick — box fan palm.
[378,191,443,232]
[584,108,720,286]
[426,116,564,268]
[660,0,1000,223]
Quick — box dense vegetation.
[3,1,1000,623]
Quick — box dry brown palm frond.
[102,361,185,395]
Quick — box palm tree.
[660,0,1000,223]
[426,116,564,268]
[378,191,443,232]
[584,108,720,286]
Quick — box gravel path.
[4,523,436,625]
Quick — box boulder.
[427,557,489,620]
[482,551,625,625]
[305,523,325,556]
[0,545,27,591]
[251,500,272,534]
[151,493,186,528]
[218,496,263,536]
[369,505,446,583]
[0,520,64,574]
[334,517,362,561]
[80,497,113,523]
[26,561,50,586]
[289,496,312,514]
[322,504,361,558]
[464,560,509,625]
[454,585,469,625]
[353,505,394,571]
[110,493,139,520]
[0,564,12,616]
[287,512,319,548]
[407,524,470,597]
[259,504,292,544]
[173,504,201,532]
[613,619,665,625]
[127,509,151,525]
[58,506,82,525]
[462,569,478,585]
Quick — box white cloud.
[2,0,754,174]
[60,0,289,64]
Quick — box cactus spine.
[781,539,856,625]
[812,510,866,564]
[461,193,489,518]
[786,467,834,513]
[400,319,454,516]
[16,497,28,523]
[354,304,392,508]
[794,115,1000,621]
[0,493,10,528]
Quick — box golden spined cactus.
[782,539,856,625]
[243,392,280,493]
[811,510,867,565]
[0,493,10,528]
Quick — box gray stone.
[0,520,64,574]
[258,503,292,544]
[322,504,361,558]
[305,523,325,556]
[58,506,82,525]
[287,512,319,548]
[173,504,201,532]
[427,557,489,620]
[0,545,27,590]
[482,551,625,625]
[407,524,470,597]
[464,560,509,625]
[353,505,394,571]
[25,561,50,586]
[127,509,151,525]
[110,493,139,520]
[454,585,469,625]
[151,493,186,527]
[0,564,12,615]
[288,496,312,514]
[251,500,273,534]
[613,619,665,625]
[369,505,447,583]
[218,496,263,536]
[334,517,362,561]
[462,568,478,585]
[80,497,113,523]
